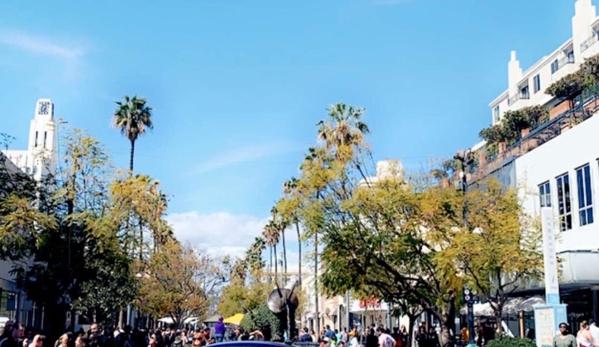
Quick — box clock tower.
[27,99,57,180]
[2,99,58,181]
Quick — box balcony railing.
[557,55,575,70]
[507,92,530,106]
[581,34,598,53]
[473,87,599,182]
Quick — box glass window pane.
[578,169,585,209]
[585,166,593,206]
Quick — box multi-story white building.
[489,0,599,125]
[0,99,57,329]
[468,0,599,324]
[2,99,58,181]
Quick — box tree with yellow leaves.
[136,240,226,327]
[282,103,542,344]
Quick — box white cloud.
[190,143,300,174]
[167,211,268,258]
[167,210,302,260]
[0,29,88,89]
[0,29,85,60]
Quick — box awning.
[224,313,244,325]
[158,317,174,324]
[204,315,221,323]
[185,317,199,324]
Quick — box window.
[577,164,594,226]
[34,131,38,147]
[556,173,572,231]
[533,74,541,93]
[551,59,559,73]
[493,106,500,124]
[520,85,529,99]
[43,131,47,148]
[567,50,575,63]
[539,181,551,207]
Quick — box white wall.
[515,114,599,252]
[490,0,599,124]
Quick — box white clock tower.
[3,99,58,181]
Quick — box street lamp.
[463,288,477,347]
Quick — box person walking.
[214,318,226,343]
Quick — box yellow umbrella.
[223,313,244,325]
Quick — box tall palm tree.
[282,177,302,287]
[316,103,368,150]
[263,221,280,283]
[112,95,154,173]
[245,236,266,276]
[271,207,288,285]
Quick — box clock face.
[39,101,50,115]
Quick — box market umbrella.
[204,314,221,323]
[515,296,545,312]
[224,313,244,325]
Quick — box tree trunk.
[274,243,278,283]
[129,138,135,173]
[139,219,143,261]
[314,231,320,335]
[282,228,288,283]
[269,247,273,283]
[296,222,301,287]
[407,314,416,347]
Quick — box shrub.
[546,72,585,101]
[486,337,536,347]
[239,301,282,341]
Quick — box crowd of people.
[0,321,231,347]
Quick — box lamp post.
[463,288,477,347]
[455,150,475,347]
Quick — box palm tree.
[316,103,368,150]
[282,177,302,287]
[112,96,153,173]
[271,207,288,285]
[263,221,280,283]
[245,236,266,276]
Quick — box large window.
[556,173,572,231]
[551,59,559,73]
[533,74,541,93]
[539,181,551,207]
[577,164,594,226]
[493,106,500,124]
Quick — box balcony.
[551,54,574,74]
[472,87,599,182]
[507,91,530,106]
[581,34,598,53]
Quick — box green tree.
[435,178,543,333]
[137,240,210,328]
[239,301,282,341]
[279,177,303,287]
[287,105,541,345]
[112,95,153,173]
[1,129,137,337]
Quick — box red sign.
[359,298,380,309]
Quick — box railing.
[556,55,575,70]
[507,92,530,106]
[474,88,599,181]
[581,34,598,53]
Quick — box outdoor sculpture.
[267,281,299,342]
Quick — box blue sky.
[0,0,578,264]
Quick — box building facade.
[3,99,58,181]
[0,99,58,329]
[466,0,599,327]
[489,0,599,125]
